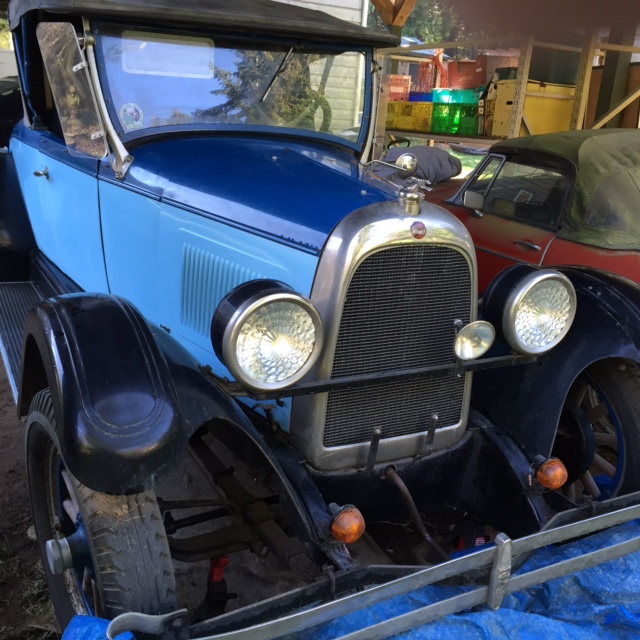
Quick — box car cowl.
[103,136,394,253]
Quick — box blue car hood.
[119,137,394,253]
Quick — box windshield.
[464,155,570,229]
[96,24,369,146]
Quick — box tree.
[368,0,461,43]
[0,18,11,49]
[403,0,460,43]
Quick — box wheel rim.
[584,377,623,499]
[556,374,624,501]
[43,440,100,616]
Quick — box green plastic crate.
[431,104,457,134]
[454,104,479,136]
[433,89,481,105]
[431,104,479,135]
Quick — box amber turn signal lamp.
[536,457,568,490]
[330,506,366,544]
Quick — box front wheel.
[553,360,640,501]
[26,389,177,627]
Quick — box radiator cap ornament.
[398,183,422,216]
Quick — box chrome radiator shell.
[290,201,477,471]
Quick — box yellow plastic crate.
[395,115,417,130]
[385,101,401,128]
[394,102,416,131]
[413,102,434,132]
[385,102,433,133]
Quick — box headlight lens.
[503,271,576,355]
[454,321,495,360]
[236,300,316,384]
[212,281,323,391]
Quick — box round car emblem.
[411,221,427,239]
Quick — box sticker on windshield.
[119,103,144,130]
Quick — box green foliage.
[403,0,461,43]
[0,18,11,50]
[368,0,462,44]
[199,50,324,130]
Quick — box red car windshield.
[464,156,570,230]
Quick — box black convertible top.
[8,0,398,48]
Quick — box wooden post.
[595,23,637,128]
[370,0,417,28]
[508,36,534,139]
[569,30,597,130]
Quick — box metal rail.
[106,497,640,640]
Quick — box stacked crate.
[430,89,482,135]
[387,102,434,132]
[413,103,434,132]
[386,89,482,135]
[387,75,412,102]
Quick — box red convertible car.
[424,129,640,293]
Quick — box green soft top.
[491,129,640,251]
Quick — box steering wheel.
[250,91,332,133]
[289,92,332,132]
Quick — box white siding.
[273,0,368,132]
[273,0,365,26]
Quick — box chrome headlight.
[212,280,323,391]
[454,321,495,361]
[503,271,576,355]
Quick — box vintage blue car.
[2,0,640,636]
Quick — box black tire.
[554,360,640,500]
[26,389,177,627]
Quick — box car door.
[11,128,108,292]
[8,21,110,293]
[447,154,566,293]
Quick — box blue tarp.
[306,520,640,640]
[62,521,640,640]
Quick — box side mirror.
[463,190,484,213]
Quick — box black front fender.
[475,267,640,459]
[19,293,250,494]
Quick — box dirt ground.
[0,367,58,640]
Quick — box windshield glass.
[97,24,369,145]
[465,156,569,229]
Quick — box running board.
[101,491,640,640]
[0,282,44,401]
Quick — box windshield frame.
[93,21,374,152]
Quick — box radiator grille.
[323,245,471,448]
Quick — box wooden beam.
[371,0,417,28]
[594,23,637,127]
[371,0,395,27]
[597,42,640,55]
[592,86,640,129]
[380,36,521,54]
[392,0,417,27]
[533,41,582,53]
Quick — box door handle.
[34,167,49,179]
[513,240,541,252]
